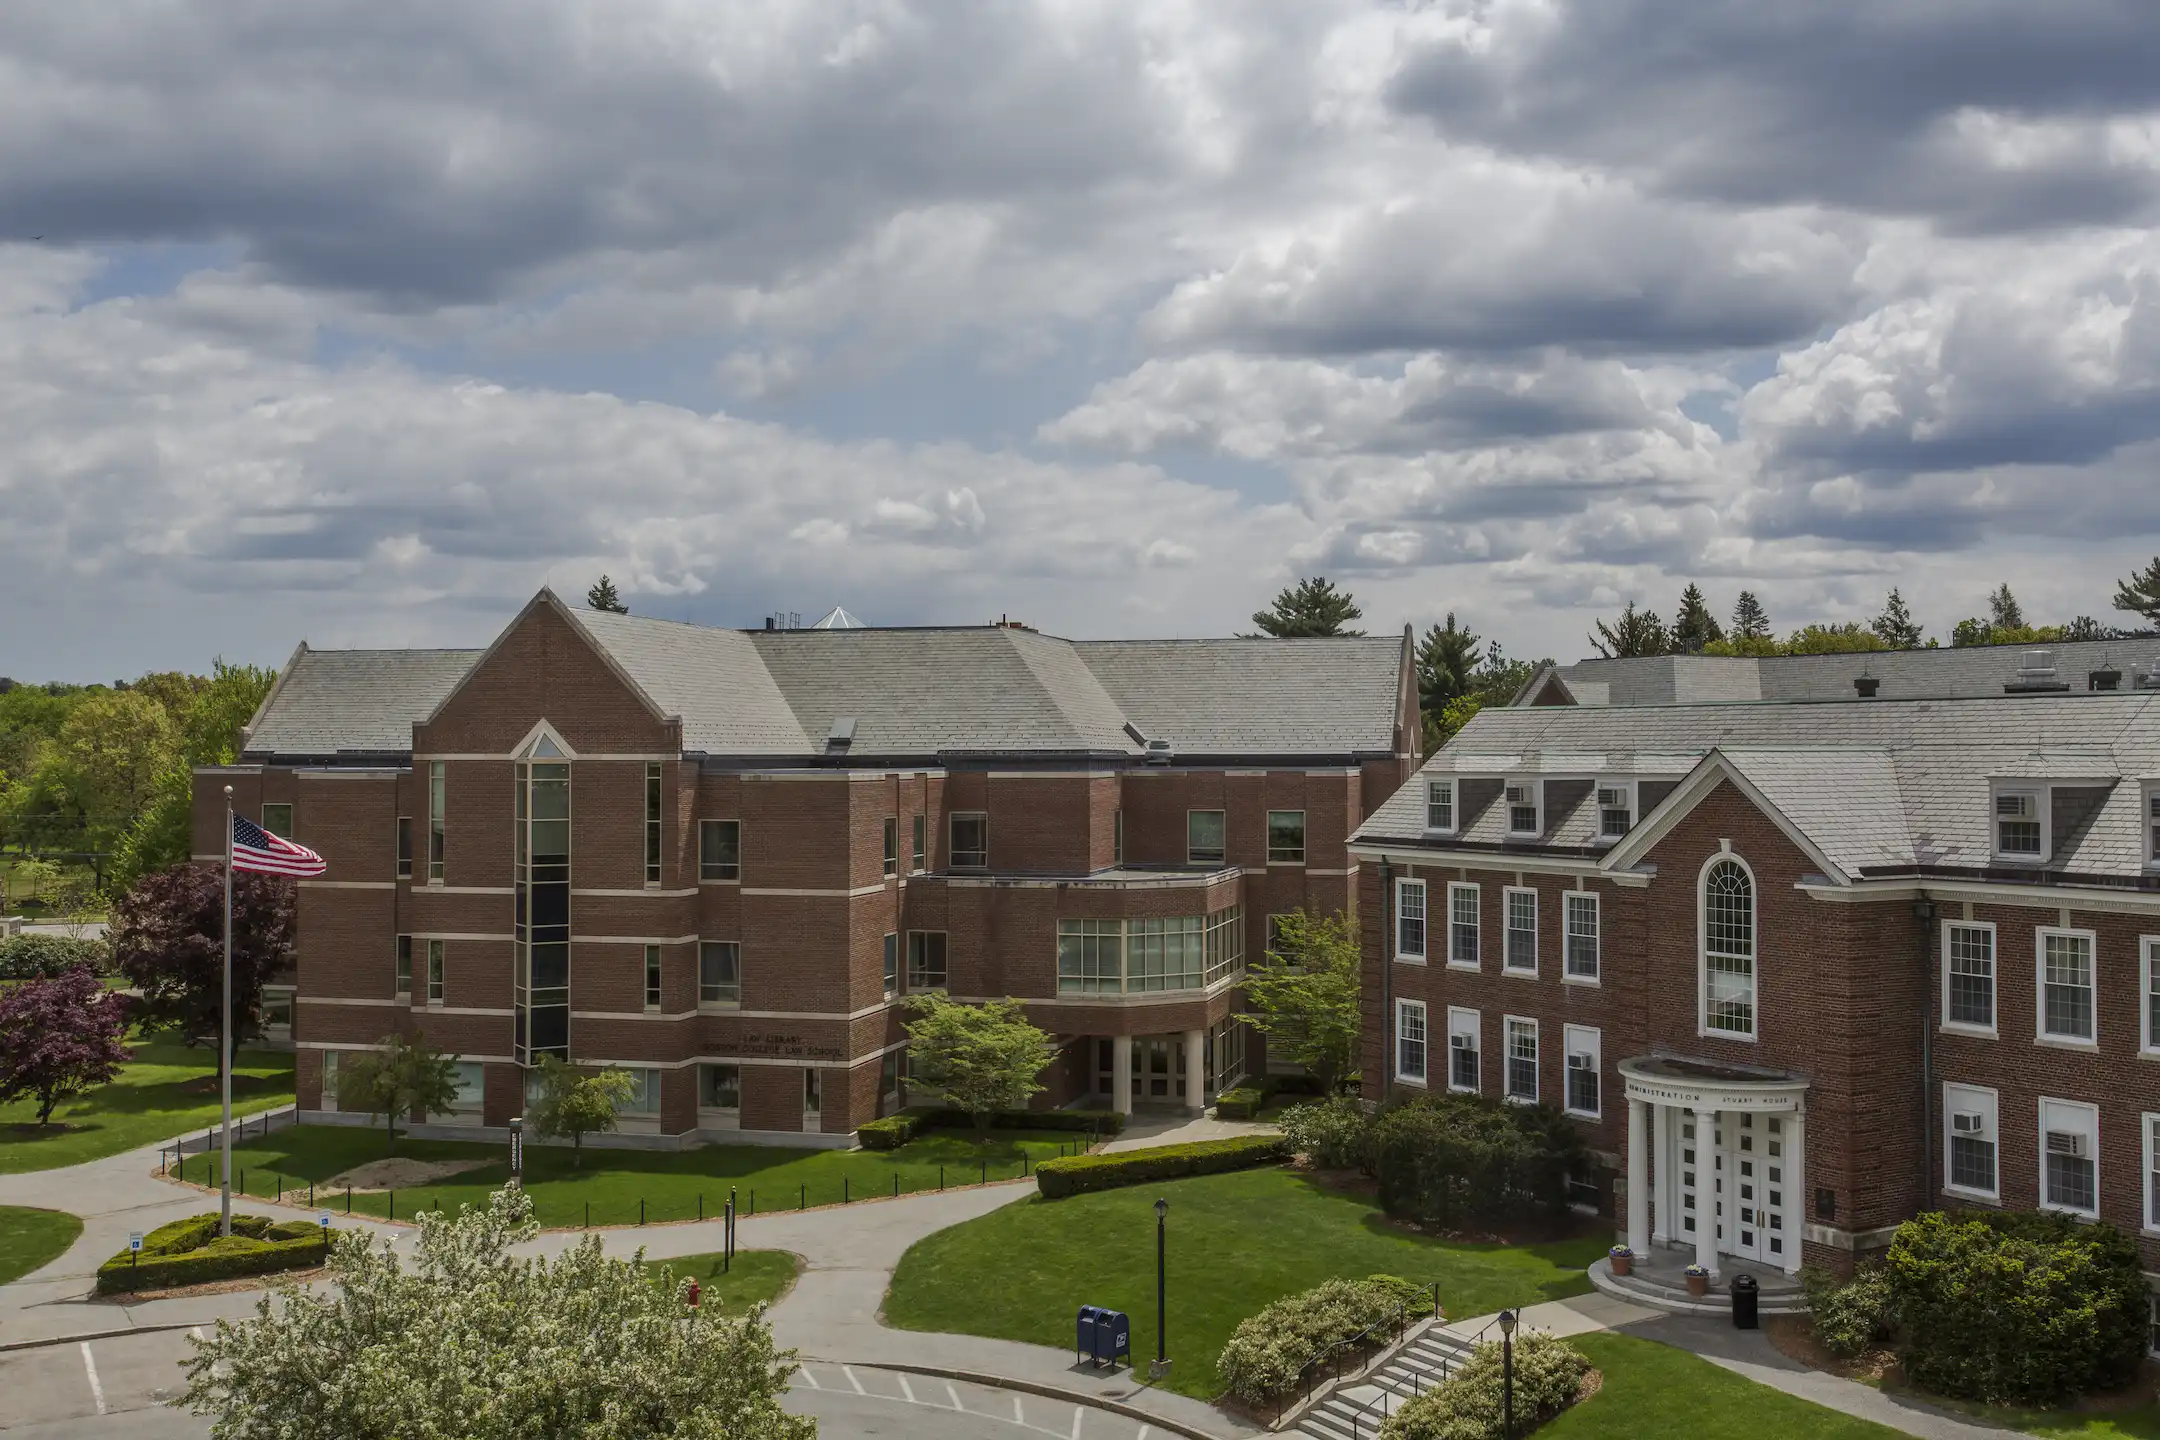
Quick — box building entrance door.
[1729,1113,1789,1265]
[1129,1038,1184,1104]
[1096,1039,1116,1099]
[1675,1109,1725,1251]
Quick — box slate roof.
[1355,691,2160,883]
[1529,638,2160,707]
[567,610,811,755]
[243,647,480,756]
[1076,637,1405,757]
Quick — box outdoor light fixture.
[1151,1197,1170,1379]
[1498,1308,1518,1439]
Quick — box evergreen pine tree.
[1249,577,1365,637]
[1671,584,1724,653]
[2111,555,2160,628]
[585,575,628,614]
[1416,613,1484,713]
[1589,601,1669,659]
[1987,583,2024,631]
[1871,588,1925,648]
[1730,591,1771,641]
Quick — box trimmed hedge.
[0,934,109,980]
[96,1212,335,1295]
[1372,1092,1593,1227]
[1217,1275,1423,1403]
[1034,1134,1287,1199]
[1213,1071,1327,1120]
[856,1105,1126,1151]
[1379,1332,1590,1440]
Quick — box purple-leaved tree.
[0,967,133,1125]
[110,863,295,1057]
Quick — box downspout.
[1915,892,1937,1217]
[1378,856,1393,1105]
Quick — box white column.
[1183,1030,1207,1114]
[1784,1108,1806,1276]
[1626,1098,1651,1256]
[1651,1104,1674,1246]
[1694,1108,1721,1278]
[1112,1038,1134,1116]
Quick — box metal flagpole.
[221,785,234,1237]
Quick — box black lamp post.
[1498,1308,1518,1439]
[1151,1197,1170,1379]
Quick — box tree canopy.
[0,967,132,1125]
[337,1032,463,1155]
[2112,555,2160,628]
[1871,588,1925,648]
[900,994,1056,1139]
[109,862,294,1054]
[1415,613,1483,714]
[1589,601,1668,658]
[1670,584,1724,653]
[586,575,629,613]
[1241,909,1360,1095]
[1729,590,1772,641]
[526,1054,636,1166]
[1249,577,1365,637]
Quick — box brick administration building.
[197,590,1418,1145]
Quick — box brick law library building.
[194,590,1420,1143]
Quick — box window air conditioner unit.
[1449,1034,1473,1051]
[1506,784,1533,805]
[1567,1052,1592,1070]
[1597,786,1626,809]
[2044,1130,2085,1158]
[1951,1111,1985,1135]
[1996,793,2032,818]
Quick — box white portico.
[1618,1056,1808,1278]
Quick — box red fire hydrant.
[687,1278,701,1310]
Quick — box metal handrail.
[1328,1311,1515,1439]
[1275,1303,1410,1423]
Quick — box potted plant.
[1608,1244,1635,1277]
[1684,1263,1711,1297]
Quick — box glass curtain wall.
[515,749,571,1064]
[1057,907,1242,995]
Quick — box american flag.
[231,814,327,877]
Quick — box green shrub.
[1379,1332,1590,1440]
[855,1105,1123,1149]
[1213,1086,1268,1120]
[1370,1093,1591,1227]
[855,1115,917,1150]
[1034,1135,1286,1199]
[0,934,109,979]
[1279,1096,1373,1172]
[96,1212,336,1295]
[1883,1209,2149,1406]
[1802,1264,1896,1360]
[1216,1276,1421,1403]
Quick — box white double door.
[1676,1109,1791,1267]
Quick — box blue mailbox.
[1094,1309,1131,1370]
[1076,1305,1104,1365]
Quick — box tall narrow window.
[426,939,445,1005]
[395,816,412,879]
[2148,787,2160,868]
[883,818,899,878]
[912,814,927,873]
[1564,892,1600,980]
[2145,1112,2160,1232]
[1504,888,1537,974]
[1563,1025,1600,1118]
[1267,811,1306,865]
[700,1064,741,1120]
[513,754,570,1064]
[261,803,294,836]
[1505,1017,1538,1102]
[644,945,662,1011]
[883,932,899,997]
[803,1070,822,1123]
[1395,1000,1428,1084]
[2039,929,2096,1043]
[950,812,987,869]
[1447,1008,1480,1092]
[395,935,412,1000]
[1426,780,1454,832]
[700,820,740,881]
[1449,883,1481,968]
[1943,924,1996,1031]
[2144,938,2160,1054]
[1187,810,1226,865]
[908,932,948,989]
[1945,1083,1999,1200]
[2040,1097,2099,1217]
[1702,857,1756,1038]
[1113,809,1124,865]
[699,941,741,1007]
[644,762,663,886]
[427,761,446,883]
[1395,879,1427,961]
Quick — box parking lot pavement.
[0,1328,207,1437]
[788,1362,1173,1439]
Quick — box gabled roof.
[242,645,480,757]
[568,609,812,754]
[1076,636,1406,757]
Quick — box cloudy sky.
[8,1,2160,681]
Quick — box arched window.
[1702,857,1756,1037]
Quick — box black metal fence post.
[639,1198,645,1226]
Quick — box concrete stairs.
[1296,1325,1477,1440]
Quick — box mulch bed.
[92,1267,329,1304]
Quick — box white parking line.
[1136,1429,1150,1440]
[897,1373,915,1403]
[1070,1402,1084,1438]
[1013,1394,1025,1425]
[799,1366,823,1390]
[946,1381,964,1410]
[80,1342,106,1416]
[842,1365,866,1395]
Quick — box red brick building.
[197,590,1418,1146]
[1351,686,2160,1295]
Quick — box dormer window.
[1994,789,2045,860]
[1595,782,1632,840]
[2147,785,2160,868]
[1505,781,1541,837]
[1426,779,1455,833]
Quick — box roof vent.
[2137,657,2160,691]
[1144,738,1175,766]
[826,717,857,752]
[2089,660,2123,692]
[2004,649,2069,694]
[1854,673,1880,699]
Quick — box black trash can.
[1730,1273,1759,1330]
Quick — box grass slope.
[640,1250,800,1315]
[1549,1334,1903,1438]
[0,1039,293,1174]
[883,1165,1606,1401]
[177,1123,1079,1226]
[0,1206,84,1286]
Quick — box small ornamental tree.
[0,967,132,1125]
[110,862,294,1056]
[181,1186,813,1440]
[901,995,1056,1142]
[335,1032,461,1156]
[527,1053,636,1167]
[1242,908,1361,1094]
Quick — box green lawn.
[1547,1334,1903,1438]
[640,1249,800,1314]
[882,1165,1607,1400]
[1871,1378,2160,1438]
[0,1039,294,1174]
[0,1205,84,1286]
[171,1123,1082,1227]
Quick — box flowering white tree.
[181,1187,814,1439]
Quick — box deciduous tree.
[336,1032,462,1155]
[527,1053,636,1167]
[110,660,278,894]
[109,863,294,1056]
[1249,577,1364,638]
[901,994,1056,1142]
[0,967,131,1125]
[1242,909,1361,1095]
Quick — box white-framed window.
[644,944,662,1012]
[1267,810,1306,865]
[2149,1295,2160,1360]
[395,935,413,1000]
[1449,883,1481,969]
[1701,855,1757,1039]
[1396,999,1428,1084]
[1942,922,1997,1034]
[1595,781,1633,840]
[616,1067,662,1117]
[2037,927,2097,1045]
[699,820,740,881]
[883,932,899,998]
[2143,1112,2160,1233]
[1426,779,1455,833]
[908,931,948,989]
[1564,892,1600,981]
[2146,784,2160,869]
[426,939,445,1006]
[2038,1096,2099,1218]
[884,817,899,878]
[699,1063,741,1125]
[698,941,741,1008]
[2143,937,2160,1055]
[644,761,663,887]
[1994,787,2046,861]
[1505,781,1541,837]
[1503,887,1538,974]
[950,812,988,868]
[1395,878,1427,962]
[1447,1007,1480,1093]
[1944,1082,1999,1201]
[1563,1025,1600,1118]
[1187,809,1226,865]
[1504,1016,1538,1102]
